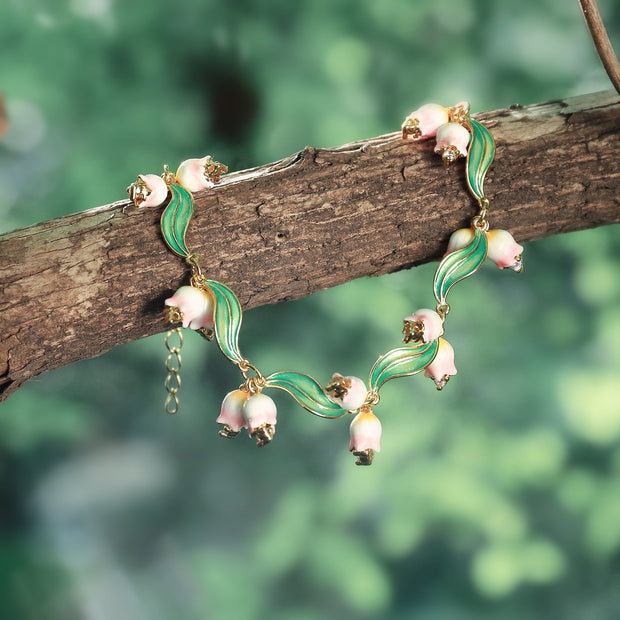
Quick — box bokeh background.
[1,1,619,618]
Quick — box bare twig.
[578,0,620,94]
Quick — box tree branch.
[1,91,619,401]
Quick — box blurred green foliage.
[1,0,619,618]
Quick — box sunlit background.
[1,0,619,618]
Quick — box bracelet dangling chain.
[126,102,524,466]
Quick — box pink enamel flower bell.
[486,229,524,272]
[349,406,382,466]
[217,389,249,438]
[326,373,368,411]
[403,308,444,344]
[175,156,229,192]
[165,286,214,330]
[175,157,214,192]
[434,122,471,166]
[424,338,457,390]
[401,103,449,140]
[242,392,278,447]
[127,173,169,208]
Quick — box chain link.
[186,254,207,287]
[472,197,490,232]
[164,328,183,414]
[436,302,451,319]
[237,358,266,393]
[364,390,380,407]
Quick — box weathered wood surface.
[1,91,619,400]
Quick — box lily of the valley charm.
[126,101,524,466]
[349,406,382,466]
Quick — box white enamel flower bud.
[402,103,450,140]
[434,122,471,165]
[424,338,457,390]
[217,389,250,437]
[445,228,475,255]
[139,174,169,207]
[243,393,277,446]
[403,309,444,343]
[486,229,524,271]
[165,286,214,330]
[127,173,169,207]
[326,373,367,411]
[175,156,213,192]
[349,406,382,466]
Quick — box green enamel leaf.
[433,227,488,305]
[465,117,496,202]
[369,339,439,392]
[160,183,194,258]
[205,279,244,363]
[265,371,349,418]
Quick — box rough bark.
[1,91,619,401]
